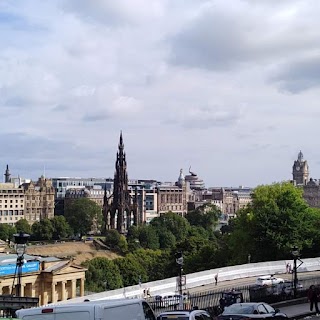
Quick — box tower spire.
[104,132,139,234]
[4,164,11,183]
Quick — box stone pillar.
[80,278,85,297]
[51,282,56,303]
[61,281,66,301]
[32,283,36,297]
[71,280,76,298]
[20,283,25,297]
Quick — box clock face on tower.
[296,165,300,171]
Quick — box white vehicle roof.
[17,298,145,317]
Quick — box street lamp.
[13,232,30,297]
[175,251,183,295]
[291,246,300,299]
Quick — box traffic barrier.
[54,257,320,304]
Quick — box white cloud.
[1,0,320,186]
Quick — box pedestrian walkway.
[280,303,318,319]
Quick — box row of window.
[0,216,21,221]
[0,194,24,198]
[0,189,23,193]
[0,210,23,216]
[0,199,23,203]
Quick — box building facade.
[292,150,309,185]
[0,183,24,225]
[22,176,55,224]
[0,253,86,306]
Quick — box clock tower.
[292,150,309,185]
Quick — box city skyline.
[1,1,320,187]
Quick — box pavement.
[278,302,319,319]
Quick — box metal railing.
[147,275,320,316]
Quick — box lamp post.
[13,232,30,297]
[175,251,184,295]
[291,246,300,299]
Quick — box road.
[187,270,320,294]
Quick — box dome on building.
[176,168,185,187]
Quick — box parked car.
[255,275,284,286]
[219,290,244,311]
[217,302,288,320]
[155,294,189,308]
[157,309,213,320]
[270,280,303,296]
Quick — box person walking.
[308,285,320,314]
[214,274,218,286]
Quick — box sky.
[0,0,320,188]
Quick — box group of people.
[285,262,292,274]
[143,288,151,298]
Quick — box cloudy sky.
[0,0,320,187]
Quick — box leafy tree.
[83,257,123,292]
[114,255,147,287]
[186,204,220,231]
[15,219,31,234]
[31,219,54,240]
[64,198,102,237]
[127,225,140,242]
[158,229,176,249]
[127,225,142,251]
[0,224,16,241]
[150,211,190,242]
[130,249,173,281]
[138,225,159,250]
[118,235,128,254]
[51,216,71,240]
[228,182,319,263]
[105,229,121,248]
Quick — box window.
[257,305,267,314]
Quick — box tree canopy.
[15,219,31,234]
[227,182,320,263]
[82,257,123,292]
[64,198,103,237]
[185,203,220,231]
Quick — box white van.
[16,298,156,320]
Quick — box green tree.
[158,229,176,249]
[150,211,190,242]
[228,182,319,263]
[185,204,220,231]
[105,229,121,248]
[138,225,159,250]
[130,249,173,281]
[0,224,16,241]
[127,225,142,251]
[51,216,71,240]
[15,219,31,234]
[114,255,147,287]
[118,235,128,254]
[82,257,123,292]
[31,219,54,240]
[64,198,102,237]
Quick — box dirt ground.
[26,241,120,265]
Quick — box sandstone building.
[0,182,24,225]
[0,253,86,305]
[22,176,55,224]
[292,150,309,185]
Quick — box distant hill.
[26,241,120,265]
